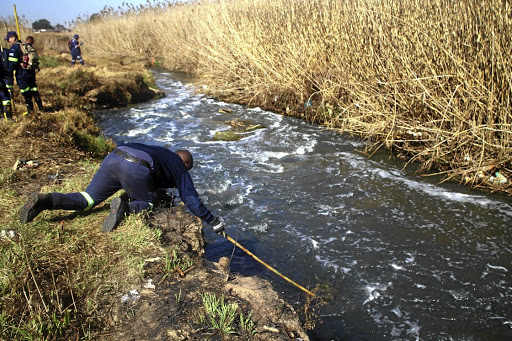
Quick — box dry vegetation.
[76,0,512,194]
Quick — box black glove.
[210,216,225,233]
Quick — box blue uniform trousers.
[0,81,11,120]
[71,51,84,66]
[17,75,41,111]
[51,149,157,213]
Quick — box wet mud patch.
[101,206,309,340]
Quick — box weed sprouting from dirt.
[239,310,257,336]
[163,247,195,279]
[199,292,238,335]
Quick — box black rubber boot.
[23,103,33,116]
[102,195,128,233]
[23,95,34,116]
[34,95,44,112]
[19,193,53,223]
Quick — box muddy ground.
[99,206,310,340]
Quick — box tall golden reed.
[77,0,512,190]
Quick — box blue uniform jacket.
[69,39,81,56]
[0,56,6,79]
[6,41,32,82]
[0,59,9,101]
[123,143,215,223]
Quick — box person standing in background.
[69,34,85,66]
[20,35,43,114]
[0,53,13,120]
[4,31,43,116]
[3,31,19,113]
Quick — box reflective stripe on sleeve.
[148,203,154,213]
[80,192,94,211]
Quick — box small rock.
[218,257,230,269]
[261,325,280,333]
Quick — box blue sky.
[5,0,158,27]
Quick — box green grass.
[199,293,239,335]
[0,161,161,340]
[162,247,195,280]
[39,55,65,68]
[72,130,115,157]
[0,167,18,187]
[240,310,257,336]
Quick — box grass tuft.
[199,292,238,335]
[72,130,116,157]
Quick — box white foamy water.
[340,152,512,215]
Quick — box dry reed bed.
[77,0,512,193]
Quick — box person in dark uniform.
[22,35,43,112]
[19,143,225,233]
[4,31,43,116]
[0,52,12,120]
[69,34,85,66]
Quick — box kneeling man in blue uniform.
[19,143,225,233]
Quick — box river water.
[96,70,512,340]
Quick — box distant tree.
[89,13,103,22]
[55,24,67,31]
[32,19,54,30]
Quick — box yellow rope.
[222,232,315,297]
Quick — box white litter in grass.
[144,279,156,289]
[121,289,140,303]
